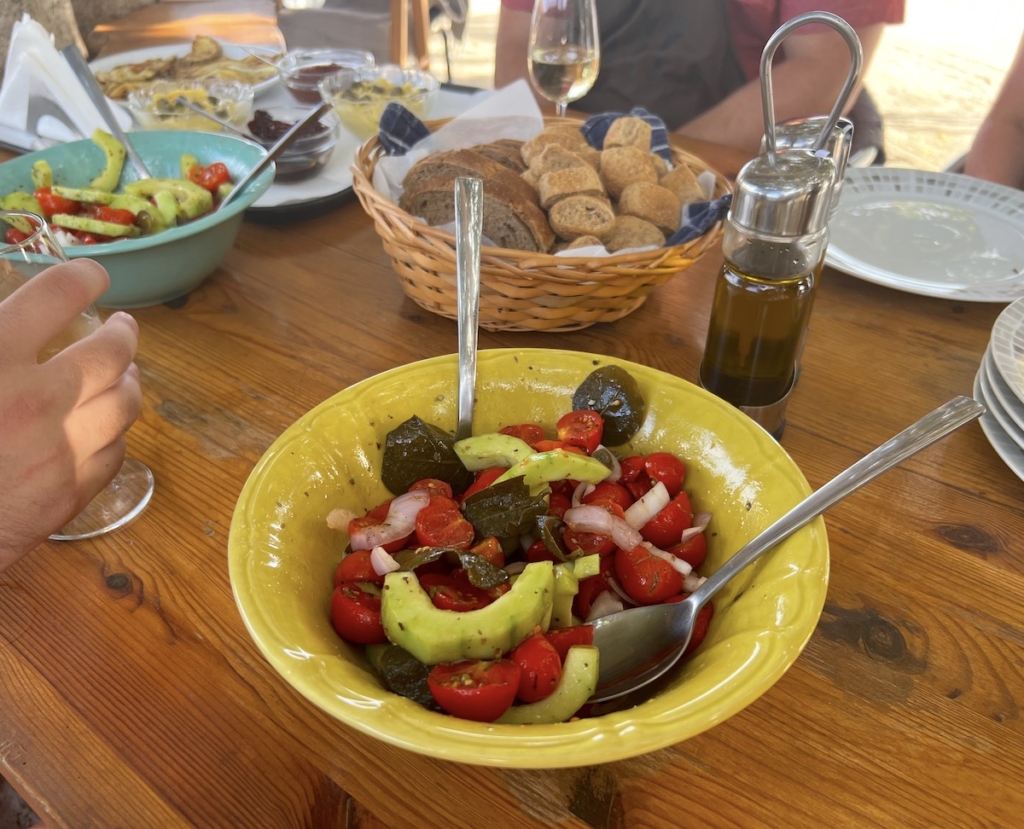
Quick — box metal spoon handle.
[455,176,482,441]
[690,395,985,608]
[174,97,251,138]
[59,45,152,179]
[219,100,331,210]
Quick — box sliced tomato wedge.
[544,625,595,661]
[427,659,522,722]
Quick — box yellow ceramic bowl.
[228,349,828,768]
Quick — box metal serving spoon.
[173,97,252,138]
[454,176,483,441]
[218,100,332,211]
[588,395,985,703]
[60,44,152,179]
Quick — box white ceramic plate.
[979,353,1024,447]
[825,168,1024,302]
[88,41,281,98]
[984,345,1024,433]
[974,367,1024,482]
[990,297,1024,406]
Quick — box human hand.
[0,259,142,570]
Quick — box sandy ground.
[432,0,1024,172]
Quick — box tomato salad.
[1,129,234,248]
[326,366,714,724]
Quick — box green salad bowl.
[0,131,272,308]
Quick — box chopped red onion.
[571,481,595,508]
[348,489,429,550]
[624,481,670,529]
[678,512,712,544]
[326,507,358,531]
[607,575,638,607]
[370,545,401,576]
[585,590,624,621]
[684,572,706,593]
[596,446,622,482]
[564,504,643,551]
[504,561,528,576]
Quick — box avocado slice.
[496,645,599,725]
[50,213,140,238]
[493,448,611,488]
[89,129,126,192]
[123,178,212,221]
[31,159,52,189]
[51,185,115,205]
[0,192,44,225]
[550,555,600,629]
[381,561,555,665]
[454,433,537,471]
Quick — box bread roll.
[475,139,527,173]
[618,181,682,235]
[660,163,706,204]
[530,144,588,177]
[599,145,659,199]
[548,195,616,241]
[604,215,666,252]
[565,234,605,250]
[604,116,652,151]
[537,165,605,209]
[521,127,588,166]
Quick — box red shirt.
[728,0,905,79]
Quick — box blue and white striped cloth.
[378,102,731,246]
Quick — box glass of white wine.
[0,210,155,541]
[528,0,600,117]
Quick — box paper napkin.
[0,14,131,153]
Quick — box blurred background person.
[962,30,1024,189]
[495,0,905,161]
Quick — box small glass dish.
[319,64,440,141]
[245,105,342,181]
[276,48,375,104]
[126,79,255,132]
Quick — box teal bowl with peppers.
[0,131,272,308]
[228,349,830,768]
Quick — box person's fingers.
[61,364,142,464]
[0,259,110,364]
[50,311,140,406]
[69,437,129,518]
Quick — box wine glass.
[527,0,600,117]
[0,210,155,541]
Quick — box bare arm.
[963,33,1024,189]
[678,24,885,155]
[494,6,533,89]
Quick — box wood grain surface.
[1,131,1023,829]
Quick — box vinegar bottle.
[698,150,836,439]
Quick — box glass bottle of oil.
[699,150,836,439]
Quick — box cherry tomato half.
[418,570,504,612]
[614,544,683,605]
[510,631,563,703]
[427,659,522,722]
[334,549,384,587]
[582,481,633,511]
[544,625,595,661]
[556,409,604,454]
[500,423,545,445]
[414,501,475,548]
[409,478,453,500]
[639,490,693,549]
[668,532,707,570]
[329,582,386,644]
[189,161,231,193]
[469,536,505,568]
[3,227,29,245]
[33,186,80,218]
[667,596,715,655]
[92,206,137,227]
[645,452,687,497]
[461,466,504,501]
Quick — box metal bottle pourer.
[734,11,865,239]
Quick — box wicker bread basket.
[352,117,731,332]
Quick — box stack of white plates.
[975,298,1024,480]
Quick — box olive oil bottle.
[699,150,836,439]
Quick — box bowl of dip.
[277,47,375,104]
[127,79,254,132]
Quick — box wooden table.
[1,134,1023,828]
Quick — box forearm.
[963,118,1024,189]
[494,7,532,88]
